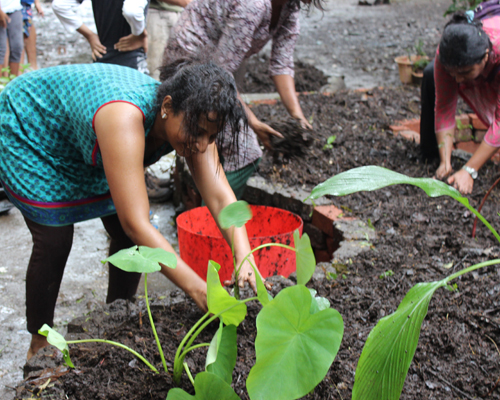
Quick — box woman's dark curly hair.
[439,11,491,68]
[156,59,246,163]
[288,0,326,11]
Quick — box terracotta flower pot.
[394,55,428,85]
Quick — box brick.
[389,124,407,135]
[469,113,488,130]
[398,130,420,144]
[402,118,420,134]
[454,128,473,142]
[314,249,332,263]
[474,129,487,143]
[455,141,480,155]
[303,223,326,249]
[325,236,340,255]
[455,114,471,127]
[390,118,420,134]
[312,205,344,237]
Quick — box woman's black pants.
[24,213,141,334]
[420,59,440,161]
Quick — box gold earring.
[162,113,167,119]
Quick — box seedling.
[39,245,177,374]
[168,201,344,400]
[379,269,394,279]
[323,135,337,150]
[308,165,500,400]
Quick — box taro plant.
[167,200,344,400]
[39,245,177,374]
[39,201,345,400]
[307,165,500,400]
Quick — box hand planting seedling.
[307,165,500,400]
[167,201,344,400]
[39,245,177,374]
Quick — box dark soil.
[240,54,329,93]
[268,118,314,161]
[14,86,500,399]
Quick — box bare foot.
[27,333,49,360]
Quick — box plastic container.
[177,205,303,282]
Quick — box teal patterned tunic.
[0,63,167,226]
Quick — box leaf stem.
[144,273,168,373]
[66,339,158,373]
[446,259,500,283]
[183,362,195,386]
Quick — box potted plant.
[395,40,429,84]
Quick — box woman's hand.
[0,10,10,28]
[294,115,312,130]
[223,254,271,294]
[252,119,283,149]
[434,160,453,180]
[34,0,45,16]
[115,31,148,53]
[447,169,474,194]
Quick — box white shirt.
[0,0,22,14]
[52,0,148,36]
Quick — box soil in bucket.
[176,205,303,282]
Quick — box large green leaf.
[294,230,316,285]
[218,201,252,229]
[206,324,237,384]
[38,324,74,368]
[101,245,176,273]
[252,264,272,307]
[352,280,446,400]
[247,285,343,400]
[308,166,466,204]
[207,261,247,326]
[166,372,241,400]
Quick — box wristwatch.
[461,165,478,179]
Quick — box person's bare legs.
[23,25,38,70]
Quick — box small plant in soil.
[307,165,500,400]
[168,201,344,400]
[39,246,177,374]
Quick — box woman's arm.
[448,140,498,194]
[115,0,149,53]
[52,0,107,60]
[434,55,459,178]
[272,74,311,129]
[93,102,207,310]
[186,143,262,292]
[434,127,455,179]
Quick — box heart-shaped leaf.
[247,285,343,400]
[206,324,237,384]
[101,245,176,273]
[207,261,247,326]
[294,230,316,285]
[352,280,446,400]
[308,288,330,314]
[167,372,241,400]
[218,201,252,229]
[38,324,74,368]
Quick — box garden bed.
[15,86,500,400]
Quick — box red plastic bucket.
[176,205,303,282]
